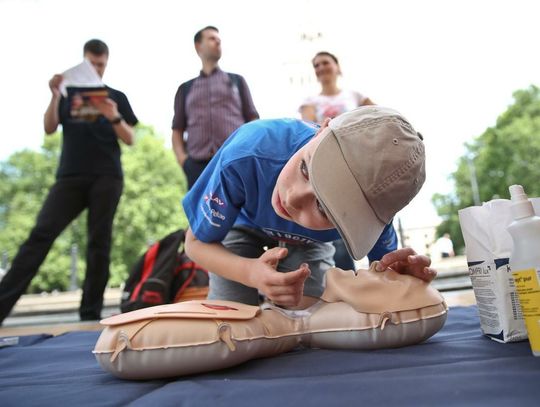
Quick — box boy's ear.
[314,118,331,137]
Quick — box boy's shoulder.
[238,118,316,134]
[222,119,317,163]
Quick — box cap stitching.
[333,116,415,134]
[370,142,424,195]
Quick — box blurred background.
[1,0,540,296]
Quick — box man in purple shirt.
[171,26,259,189]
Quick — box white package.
[458,199,527,343]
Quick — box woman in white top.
[300,51,375,271]
[300,51,374,124]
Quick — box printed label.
[200,190,228,228]
[468,259,527,342]
[512,268,540,353]
[469,261,501,332]
[262,228,317,245]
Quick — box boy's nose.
[288,185,312,211]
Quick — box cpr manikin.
[94,263,448,380]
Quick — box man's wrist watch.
[110,115,123,125]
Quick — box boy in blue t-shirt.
[182,106,435,309]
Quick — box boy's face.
[272,122,335,230]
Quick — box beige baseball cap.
[309,106,425,260]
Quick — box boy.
[183,106,435,308]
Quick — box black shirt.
[57,86,138,178]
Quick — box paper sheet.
[60,59,104,96]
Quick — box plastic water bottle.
[507,184,540,356]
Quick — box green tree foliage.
[110,124,188,286]
[433,85,540,252]
[0,135,78,292]
[0,124,187,292]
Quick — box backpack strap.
[228,73,251,122]
[129,242,160,302]
[121,229,185,312]
[227,72,243,95]
[179,78,196,129]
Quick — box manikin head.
[321,263,443,313]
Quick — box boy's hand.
[375,247,437,282]
[250,247,310,307]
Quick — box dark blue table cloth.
[1,306,539,406]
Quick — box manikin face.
[312,54,340,84]
[84,52,108,78]
[271,122,335,230]
[321,264,443,314]
[196,29,222,62]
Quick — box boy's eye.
[316,200,328,219]
[300,159,309,180]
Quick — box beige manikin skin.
[94,262,448,380]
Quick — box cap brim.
[310,129,386,260]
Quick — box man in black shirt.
[0,39,138,323]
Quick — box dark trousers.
[0,175,123,323]
[183,157,211,189]
[332,239,356,271]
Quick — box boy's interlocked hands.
[249,247,311,307]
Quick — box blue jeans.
[208,227,335,305]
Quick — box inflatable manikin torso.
[94,263,448,380]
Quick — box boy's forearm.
[185,228,253,287]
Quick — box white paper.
[60,59,104,96]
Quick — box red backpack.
[120,229,209,313]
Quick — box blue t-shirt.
[182,119,397,261]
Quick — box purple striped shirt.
[172,68,259,160]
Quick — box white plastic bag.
[458,199,527,343]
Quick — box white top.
[301,90,367,124]
[434,236,454,255]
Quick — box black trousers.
[183,156,211,190]
[0,175,123,323]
